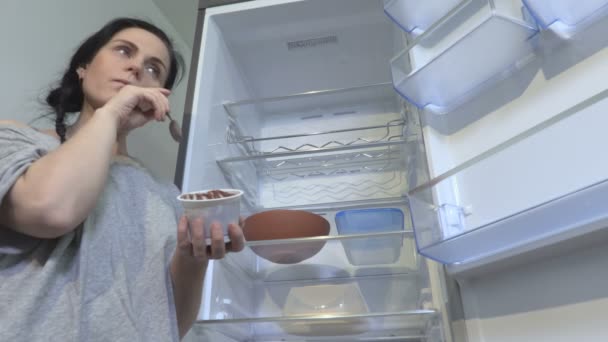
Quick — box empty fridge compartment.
[523,0,608,38]
[218,142,410,209]
[390,0,539,115]
[408,89,608,266]
[223,83,407,156]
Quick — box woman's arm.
[0,114,119,238]
[170,217,244,339]
[0,86,169,238]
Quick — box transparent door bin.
[419,57,540,135]
[218,143,409,210]
[336,208,406,265]
[523,0,608,39]
[408,90,608,265]
[223,83,407,156]
[410,178,608,265]
[383,0,463,37]
[390,0,539,115]
[384,0,484,47]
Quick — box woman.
[0,18,244,341]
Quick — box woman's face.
[77,27,171,109]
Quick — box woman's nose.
[126,61,142,79]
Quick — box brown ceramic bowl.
[243,210,330,264]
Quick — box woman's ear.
[76,66,86,80]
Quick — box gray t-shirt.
[0,124,182,341]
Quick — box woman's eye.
[116,46,131,56]
[145,64,161,78]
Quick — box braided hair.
[46,17,183,143]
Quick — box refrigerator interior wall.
[181,6,255,194]
[183,0,403,194]
[182,0,455,341]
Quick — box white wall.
[152,0,198,47]
[0,0,194,182]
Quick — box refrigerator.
[173,0,608,341]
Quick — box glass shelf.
[220,200,418,282]
[390,0,539,115]
[193,310,440,341]
[523,0,608,39]
[222,231,419,282]
[223,83,407,156]
[218,142,412,209]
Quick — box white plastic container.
[281,283,370,336]
[177,188,243,243]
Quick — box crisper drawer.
[409,89,608,266]
[194,201,443,341]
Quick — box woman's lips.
[112,79,131,86]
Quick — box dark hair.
[46,17,184,143]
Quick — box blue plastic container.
[335,208,405,265]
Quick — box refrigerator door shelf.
[523,0,608,39]
[223,83,407,156]
[383,0,463,36]
[390,0,539,115]
[409,89,608,266]
[384,0,484,47]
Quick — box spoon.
[166,112,183,143]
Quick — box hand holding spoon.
[166,112,183,143]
